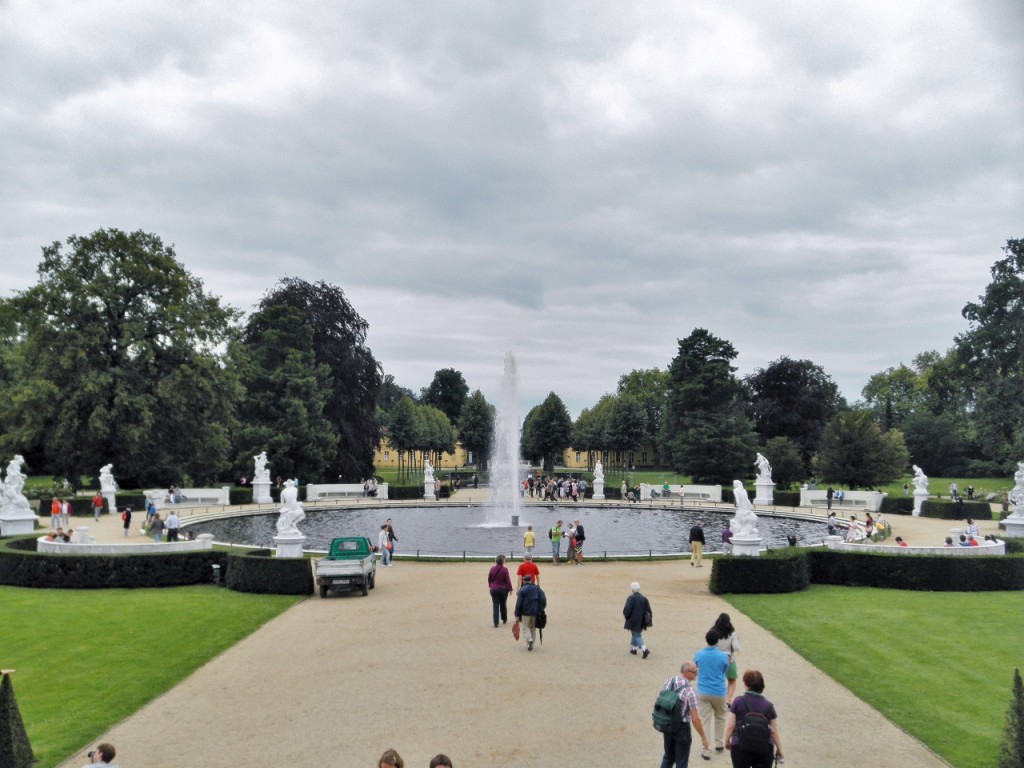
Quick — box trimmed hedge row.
[225,549,313,595]
[0,536,313,594]
[710,546,1024,593]
[708,548,810,594]
[919,499,993,519]
[880,496,916,515]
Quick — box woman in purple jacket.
[487,554,514,627]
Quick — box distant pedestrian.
[549,519,564,564]
[513,573,546,652]
[150,514,165,543]
[622,581,652,658]
[714,613,741,705]
[165,510,180,542]
[826,511,837,537]
[516,553,540,587]
[689,521,706,567]
[487,554,513,627]
[92,492,104,522]
[694,628,730,755]
[721,524,733,554]
[572,519,585,564]
[378,524,393,567]
[523,525,535,556]
[121,506,132,537]
[826,486,834,510]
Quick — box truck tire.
[320,585,329,598]
[361,580,369,596]
[369,573,376,590]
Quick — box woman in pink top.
[487,554,514,627]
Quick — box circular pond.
[187,504,826,557]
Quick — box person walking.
[689,521,706,568]
[149,513,165,543]
[622,581,652,658]
[92,492,104,521]
[487,554,513,627]
[694,628,730,756]
[513,574,546,652]
[121,506,132,537]
[572,519,585,564]
[659,661,710,768]
[165,510,180,542]
[523,525,535,557]
[826,485,834,510]
[378,524,393,567]
[516,553,540,587]
[714,613,741,705]
[723,670,784,767]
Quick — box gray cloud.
[1,1,1021,416]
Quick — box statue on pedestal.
[275,480,305,535]
[253,451,271,483]
[755,453,772,482]
[424,459,434,485]
[730,480,759,538]
[1007,462,1024,518]
[594,460,604,482]
[99,464,118,494]
[912,465,929,493]
[1,455,32,516]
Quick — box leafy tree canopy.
[421,368,469,424]
[457,389,495,469]
[813,409,910,489]
[521,392,572,472]
[0,229,240,487]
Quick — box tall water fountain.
[486,351,522,526]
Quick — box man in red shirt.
[516,553,540,588]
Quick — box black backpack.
[652,686,682,734]
[735,695,773,754]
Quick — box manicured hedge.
[708,548,810,594]
[772,491,800,508]
[710,544,1024,593]
[0,535,312,594]
[919,499,992,520]
[225,549,313,595]
[0,535,226,589]
[880,496,916,515]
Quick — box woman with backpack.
[714,613,740,705]
[723,669,783,767]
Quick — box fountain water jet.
[485,351,523,527]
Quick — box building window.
[575,452,581,463]
[384,451,390,461]
[641,451,647,463]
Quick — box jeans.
[552,541,561,560]
[490,589,509,625]
[381,547,392,566]
[630,630,644,649]
[660,725,693,768]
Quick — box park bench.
[145,487,231,509]
[305,483,390,501]
[801,489,884,511]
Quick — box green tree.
[747,357,844,461]
[377,373,416,417]
[572,396,613,469]
[616,368,668,464]
[956,239,1024,467]
[861,364,928,430]
[604,394,648,471]
[662,329,757,484]
[419,404,456,468]
[0,229,240,487]
[386,396,419,481]
[457,390,494,469]
[763,436,805,490]
[231,304,338,482]
[901,412,968,476]
[813,410,910,489]
[521,392,572,472]
[255,278,382,481]
[1000,667,1024,768]
[421,368,469,424]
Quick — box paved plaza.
[47,498,991,767]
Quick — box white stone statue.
[755,453,772,481]
[424,459,434,484]
[730,480,760,537]
[912,465,929,493]
[253,451,270,482]
[594,460,604,481]
[1,455,32,516]
[1007,462,1024,518]
[99,464,118,493]
[275,480,305,535]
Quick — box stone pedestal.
[274,533,306,558]
[913,489,929,516]
[1003,516,1024,539]
[824,535,844,549]
[103,492,117,516]
[0,510,38,536]
[729,535,763,557]
[593,479,605,500]
[252,479,272,504]
[754,480,775,506]
[423,479,434,501]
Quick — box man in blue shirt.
[694,628,730,755]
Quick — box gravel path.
[53,503,973,767]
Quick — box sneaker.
[715,747,724,753]
[642,648,650,659]
[527,640,534,651]
[630,648,637,655]
[701,748,711,761]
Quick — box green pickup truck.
[315,536,377,597]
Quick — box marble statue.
[1007,462,1024,517]
[99,464,117,493]
[1,455,32,516]
[730,480,759,537]
[594,460,604,481]
[424,459,434,484]
[275,480,305,535]
[253,451,270,482]
[755,453,772,481]
[912,465,929,493]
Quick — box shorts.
[727,659,738,680]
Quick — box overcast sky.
[2,1,1022,417]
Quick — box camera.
[88,751,95,759]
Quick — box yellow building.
[373,435,473,470]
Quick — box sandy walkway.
[53,502,969,767]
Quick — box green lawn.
[0,586,302,767]
[726,586,1024,768]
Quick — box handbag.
[512,620,521,641]
[536,609,547,630]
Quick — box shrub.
[920,499,991,520]
[229,488,253,505]
[808,549,1024,591]
[1000,668,1024,768]
[772,491,800,508]
[0,674,33,768]
[880,496,916,515]
[709,548,809,594]
[225,549,313,595]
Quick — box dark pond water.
[186,504,827,557]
